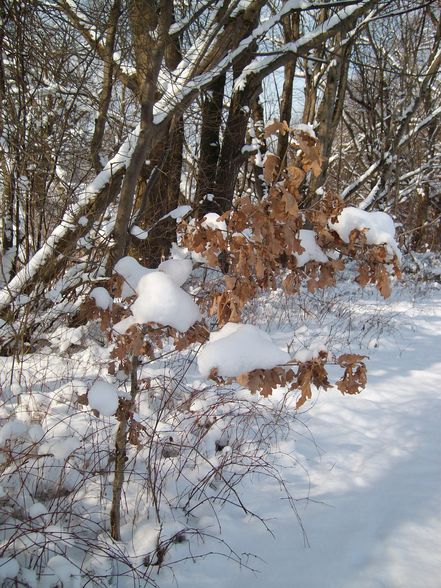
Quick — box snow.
[88,380,119,416]
[0,419,29,444]
[1,273,441,587]
[295,229,329,267]
[161,290,441,588]
[0,557,19,581]
[131,271,201,332]
[28,502,48,519]
[161,205,192,221]
[39,436,81,460]
[201,212,227,233]
[294,341,327,363]
[293,122,316,138]
[112,314,137,335]
[198,322,290,378]
[130,225,149,240]
[90,286,112,310]
[158,258,193,286]
[42,556,80,588]
[330,207,401,260]
[114,255,152,297]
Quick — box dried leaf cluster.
[85,121,400,413]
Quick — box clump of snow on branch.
[293,123,316,138]
[130,225,149,240]
[330,207,400,260]
[198,323,290,378]
[294,341,327,363]
[114,256,152,297]
[90,287,113,310]
[161,204,192,221]
[88,380,119,416]
[202,212,227,233]
[131,271,201,332]
[295,229,328,267]
[158,258,193,286]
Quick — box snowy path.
[162,293,441,588]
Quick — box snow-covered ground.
[1,278,440,587]
[160,287,441,588]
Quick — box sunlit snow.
[198,322,290,378]
[330,207,400,260]
[88,380,119,416]
[131,271,201,332]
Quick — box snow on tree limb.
[0,127,140,313]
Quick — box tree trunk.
[277,10,300,166]
[195,75,226,208]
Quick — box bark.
[277,10,300,165]
[195,75,226,206]
[133,114,185,266]
[211,65,259,214]
[250,96,266,201]
[110,0,173,266]
[129,4,184,267]
[110,355,139,541]
[308,34,352,198]
[90,0,121,173]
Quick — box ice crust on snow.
[88,381,119,416]
[131,271,201,332]
[330,207,400,259]
[295,229,328,267]
[198,323,290,378]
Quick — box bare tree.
[1,0,424,323]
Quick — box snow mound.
[295,229,328,267]
[131,271,201,332]
[330,207,400,260]
[114,256,151,297]
[0,557,19,581]
[0,420,29,444]
[42,556,80,588]
[88,381,119,416]
[158,258,193,286]
[28,502,48,519]
[198,323,290,378]
[90,287,112,310]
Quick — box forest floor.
[160,281,441,588]
[1,271,440,587]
